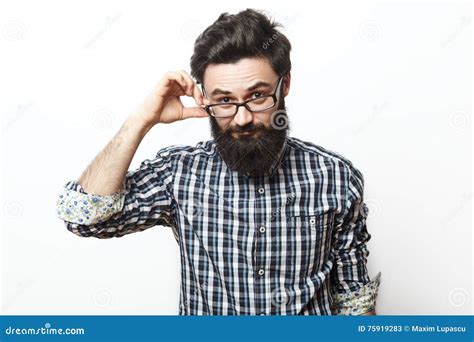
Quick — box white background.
[0,0,471,315]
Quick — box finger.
[193,83,204,106]
[182,106,209,120]
[175,70,203,105]
[175,70,194,97]
[173,72,190,96]
[173,73,193,97]
[164,71,187,93]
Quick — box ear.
[282,72,291,97]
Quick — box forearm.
[79,112,153,195]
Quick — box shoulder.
[287,137,367,209]
[287,136,365,184]
[150,139,216,165]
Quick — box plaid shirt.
[56,136,381,315]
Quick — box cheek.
[253,113,272,128]
[216,117,233,130]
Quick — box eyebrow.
[210,81,272,97]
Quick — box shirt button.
[259,226,266,233]
[309,218,316,225]
[257,187,265,194]
[258,268,265,276]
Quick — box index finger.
[176,70,202,105]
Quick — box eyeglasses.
[201,76,284,118]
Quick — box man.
[56,9,381,315]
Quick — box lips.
[230,127,264,138]
[233,131,256,138]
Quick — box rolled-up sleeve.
[330,165,381,315]
[56,149,177,239]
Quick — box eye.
[217,97,231,103]
[252,92,263,98]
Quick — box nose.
[233,105,253,127]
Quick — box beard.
[210,97,289,177]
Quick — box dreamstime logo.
[353,101,389,135]
[270,109,289,130]
[4,322,85,335]
[3,100,34,133]
[93,288,113,307]
[262,31,280,50]
[359,20,379,42]
[90,107,115,131]
[448,288,470,307]
[268,234,278,248]
[271,287,292,307]
[3,19,27,42]
[3,278,36,310]
[441,16,471,48]
[84,12,122,49]
[3,201,24,219]
[364,198,380,218]
[265,192,296,224]
[180,198,204,221]
[440,192,472,228]
[180,19,203,41]
[184,282,207,306]
[449,110,470,130]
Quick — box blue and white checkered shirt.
[57,136,381,315]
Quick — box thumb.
[182,106,208,120]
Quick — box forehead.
[203,57,277,93]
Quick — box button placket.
[254,182,269,315]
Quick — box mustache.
[225,123,266,134]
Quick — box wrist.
[126,111,155,136]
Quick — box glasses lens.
[209,95,277,117]
[247,96,275,112]
[246,96,275,112]
[210,104,237,117]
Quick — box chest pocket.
[283,210,334,277]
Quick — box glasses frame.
[201,75,285,118]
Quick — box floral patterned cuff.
[56,180,126,225]
[331,271,382,315]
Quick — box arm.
[56,146,178,239]
[78,113,152,195]
[78,69,206,195]
[330,165,381,315]
[56,70,207,238]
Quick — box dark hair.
[190,9,292,84]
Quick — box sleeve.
[56,150,177,239]
[330,165,382,315]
